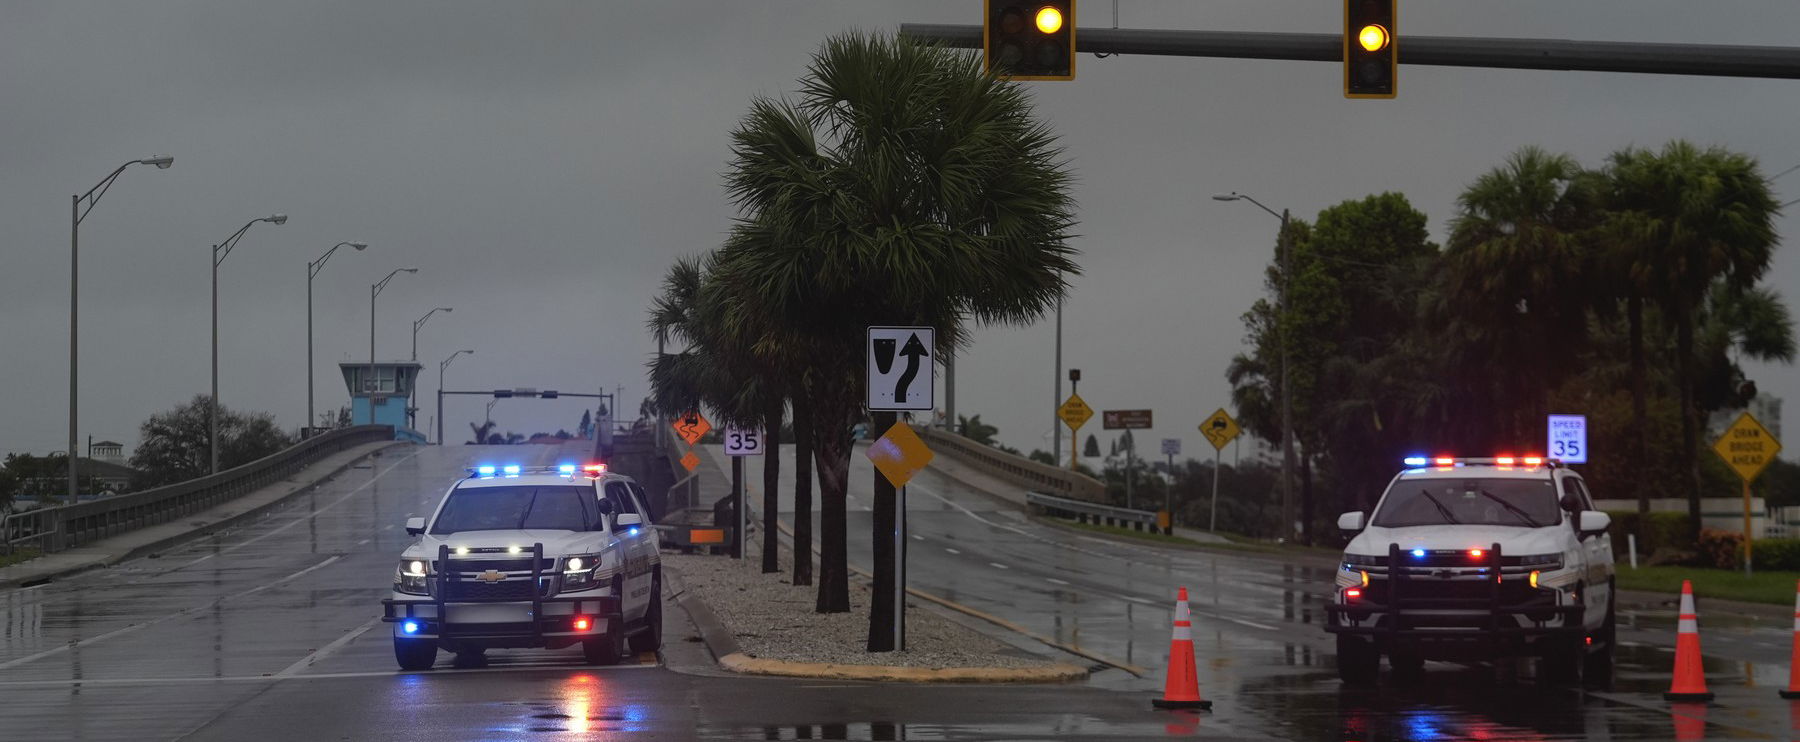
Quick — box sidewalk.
[0,440,403,590]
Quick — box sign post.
[1200,408,1242,532]
[866,326,935,652]
[1711,412,1781,576]
[1546,414,1588,463]
[724,425,763,564]
[1160,438,1181,535]
[1103,410,1154,510]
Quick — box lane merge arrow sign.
[867,326,935,411]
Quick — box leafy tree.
[1027,449,1056,466]
[468,420,497,445]
[504,432,524,445]
[131,395,293,489]
[714,32,1076,644]
[555,429,572,440]
[957,415,999,446]
[578,410,592,438]
[1083,434,1100,458]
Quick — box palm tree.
[1602,141,1779,542]
[716,33,1077,644]
[1443,147,1603,448]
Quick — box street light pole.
[211,214,288,475]
[307,241,367,437]
[368,268,419,426]
[411,307,452,362]
[438,349,474,445]
[1214,192,1296,543]
[68,155,172,501]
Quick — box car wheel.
[1336,635,1380,684]
[583,615,626,665]
[627,574,663,656]
[394,636,438,671]
[1541,636,1583,684]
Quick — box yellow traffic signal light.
[1344,0,1396,98]
[985,1,1075,81]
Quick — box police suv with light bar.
[1326,455,1615,684]
[381,463,662,670]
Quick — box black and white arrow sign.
[867,326,935,411]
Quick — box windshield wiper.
[1417,489,1459,525]
[1476,488,1542,527]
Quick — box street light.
[68,155,173,501]
[306,241,367,437]
[411,307,452,362]
[211,214,287,475]
[438,349,475,445]
[368,268,419,426]
[1213,191,1297,543]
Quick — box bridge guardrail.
[917,426,1106,502]
[1,425,394,554]
[1025,491,1158,530]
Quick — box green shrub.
[1697,528,1744,570]
[1753,538,1800,572]
[1606,511,1693,558]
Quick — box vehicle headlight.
[1341,554,1386,567]
[394,559,431,595]
[1512,554,1563,569]
[561,554,603,591]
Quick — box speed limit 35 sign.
[1546,414,1587,464]
[724,426,763,456]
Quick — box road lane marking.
[274,615,382,678]
[0,555,343,671]
[1045,578,1070,586]
[1218,616,1280,631]
[910,534,925,541]
[988,562,1009,570]
[356,538,371,546]
[944,548,961,555]
[182,450,419,568]
[0,661,661,688]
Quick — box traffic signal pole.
[903,24,1800,80]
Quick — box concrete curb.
[0,441,405,590]
[664,565,1089,684]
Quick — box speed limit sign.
[724,426,763,456]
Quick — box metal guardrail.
[1026,491,1158,528]
[918,426,1106,502]
[1,425,393,554]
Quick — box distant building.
[1707,393,1782,442]
[88,440,125,466]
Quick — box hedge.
[1753,538,1800,572]
[1605,511,1693,559]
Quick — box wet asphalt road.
[1,440,1795,740]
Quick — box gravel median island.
[663,552,1071,674]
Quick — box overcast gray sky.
[3,1,1796,464]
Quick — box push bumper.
[1324,542,1585,649]
[380,542,621,644]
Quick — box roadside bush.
[1752,538,1800,572]
[1606,511,1692,559]
[1696,528,1744,569]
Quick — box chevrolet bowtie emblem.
[476,570,506,583]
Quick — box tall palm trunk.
[1674,298,1704,545]
[1628,294,1650,524]
[761,394,783,574]
[1299,450,1314,546]
[791,393,814,586]
[813,398,852,614]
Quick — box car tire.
[394,636,438,671]
[1541,637,1583,685]
[1584,585,1617,684]
[1336,635,1380,684]
[583,616,626,665]
[627,573,663,656]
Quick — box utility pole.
[1054,293,1062,465]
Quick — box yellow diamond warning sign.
[867,421,934,488]
[1200,408,1241,451]
[1057,394,1093,431]
[1712,411,1781,483]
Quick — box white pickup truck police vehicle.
[1326,456,1615,684]
[381,463,662,670]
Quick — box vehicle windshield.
[429,485,593,534]
[1371,478,1560,528]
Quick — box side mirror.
[615,513,643,530]
[404,517,425,536]
[1337,511,1366,533]
[1578,511,1611,535]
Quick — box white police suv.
[381,463,662,670]
[1326,456,1615,684]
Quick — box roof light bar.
[1402,456,1428,467]
[558,464,577,475]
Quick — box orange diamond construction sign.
[674,411,712,446]
[867,421,934,488]
[680,450,701,472]
[1712,411,1781,482]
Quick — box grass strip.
[1615,564,1800,606]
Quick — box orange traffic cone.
[1664,579,1714,702]
[1783,579,1800,700]
[1152,587,1212,710]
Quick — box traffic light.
[985,1,1075,81]
[1344,0,1396,99]
[493,389,514,398]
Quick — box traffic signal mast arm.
[908,24,1800,80]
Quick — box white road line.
[183,451,419,568]
[274,615,382,678]
[1220,616,1280,631]
[989,562,1010,570]
[356,538,371,546]
[0,662,660,688]
[1045,578,1070,586]
[910,534,925,541]
[944,548,961,555]
[0,555,343,671]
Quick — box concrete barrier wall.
[915,426,1106,502]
